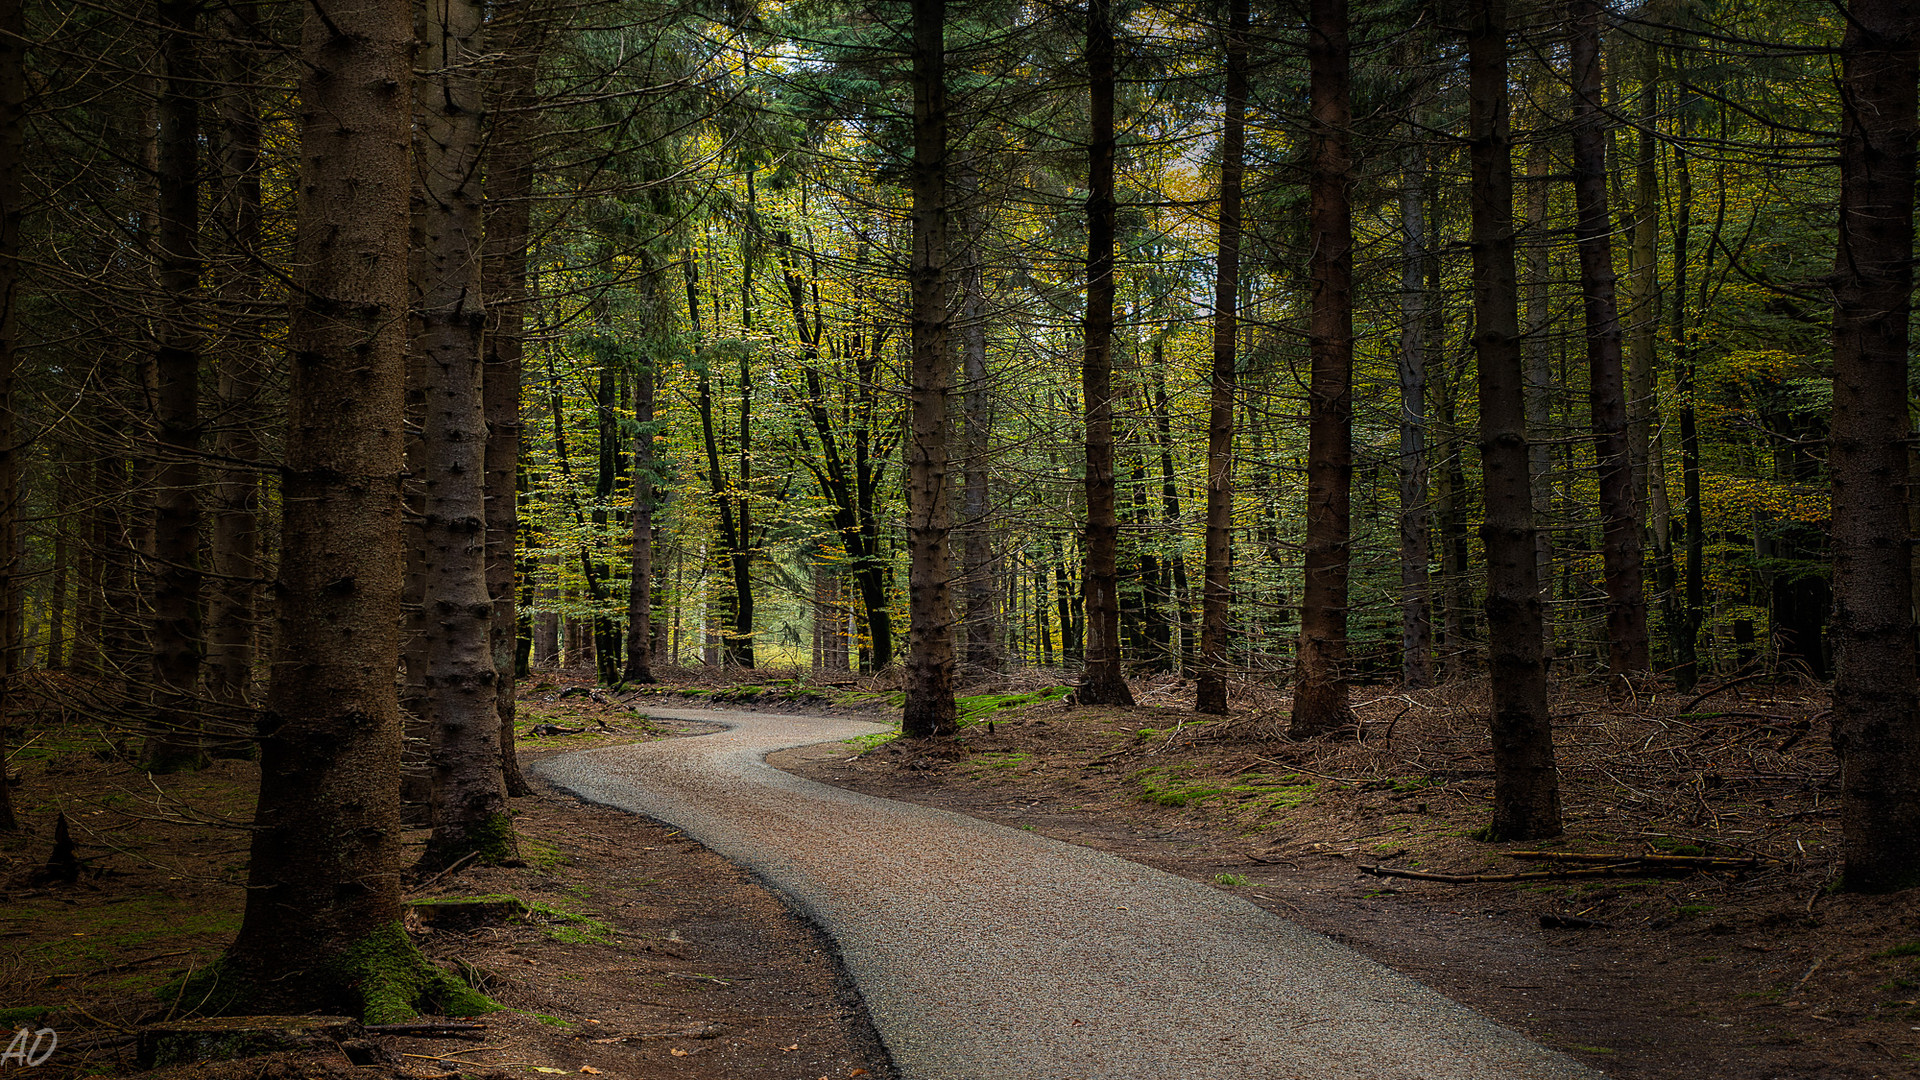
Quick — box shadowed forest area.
[1,0,1919,1073]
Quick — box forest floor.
[3,665,1917,1080]
[743,666,1919,1080]
[0,672,890,1080]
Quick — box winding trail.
[535,707,1604,1080]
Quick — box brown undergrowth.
[777,670,1920,1080]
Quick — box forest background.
[0,0,1917,1026]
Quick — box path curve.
[535,707,1604,1080]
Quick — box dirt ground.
[0,672,889,1080]
[6,665,1918,1080]
[764,670,1920,1080]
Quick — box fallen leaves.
[669,1048,689,1057]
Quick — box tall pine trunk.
[146,0,207,771]
[414,0,512,869]
[1291,0,1354,736]
[206,0,264,731]
[0,0,21,831]
[1569,0,1649,674]
[484,2,539,793]
[958,179,1001,675]
[1196,0,1247,715]
[1830,0,1920,892]
[1077,0,1134,707]
[224,0,475,1016]
[1468,0,1561,840]
[901,0,957,736]
[1397,132,1433,689]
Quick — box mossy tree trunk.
[414,0,512,869]
[224,0,480,1021]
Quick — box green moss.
[0,1007,51,1026]
[1876,941,1920,958]
[844,729,900,752]
[168,922,498,1024]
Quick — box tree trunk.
[224,0,474,1017]
[902,0,957,737]
[1570,0,1649,675]
[1669,127,1702,688]
[1522,139,1555,666]
[1397,133,1433,689]
[1077,0,1134,708]
[1830,0,1920,892]
[483,3,539,794]
[1468,0,1561,841]
[206,0,264,735]
[0,0,21,830]
[146,0,207,771]
[1152,366,1193,673]
[958,182,1001,675]
[1196,0,1247,715]
[1291,0,1354,737]
[626,355,658,684]
[414,0,512,869]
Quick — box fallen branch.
[365,1023,489,1037]
[1680,670,1774,713]
[1506,851,1761,870]
[1360,863,1645,884]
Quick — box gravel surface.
[535,707,1607,1080]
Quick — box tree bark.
[1570,0,1649,675]
[1669,126,1702,688]
[902,0,957,737]
[1196,0,1247,716]
[414,0,512,869]
[483,2,539,794]
[958,175,1001,675]
[145,0,207,771]
[0,0,22,830]
[1468,0,1562,840]
[1291,0,1354,737]
[1522,139,1555,665]
[224,0,460,1014]
[1397,132,1433,689]
[1077,0,1135,708]
[206,0,265,735]
[1830,0,1920,892]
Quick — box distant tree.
[1196,0,1246,716]
[1568,0,1647,675]
[1077,0,1134,708]
[1290,0,1355,737]
[1468,0,1560,840]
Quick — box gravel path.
[535,707,1605,1080]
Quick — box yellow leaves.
[669,1048,690,1057]
[1701,474,1828,527]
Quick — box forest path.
[534,707,1604,1080]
